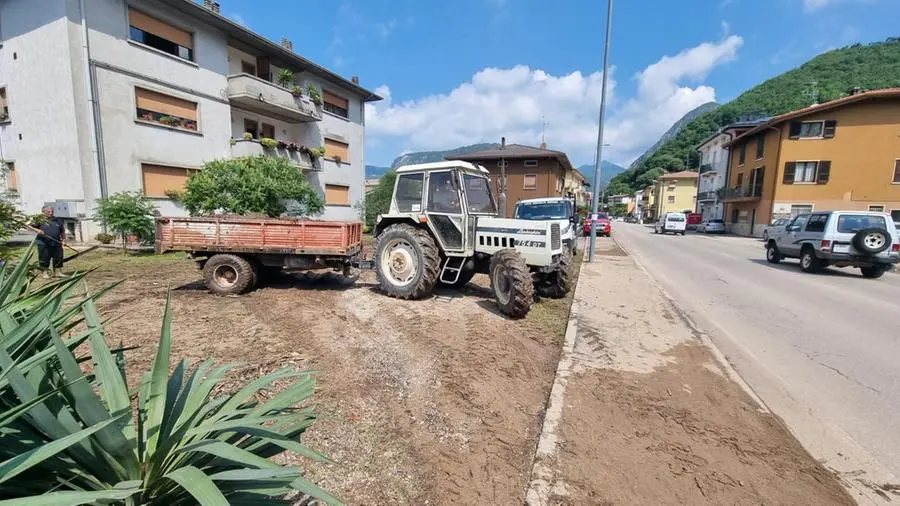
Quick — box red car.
[583,213,612,237]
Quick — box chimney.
[203,0,213,9]
[500,136,506,149]
[851,86,863,96]
[351,76,360,85]
[280,37,293,51]
[539,141,547,150]
[213,2,220,13]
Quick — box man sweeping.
[35,205,66,279]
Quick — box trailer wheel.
[203,254,256,295]
[538,250,573,299]
[375,224,440,299]
[490,249,534,318]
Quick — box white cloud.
[720,20,731,37]
[366,36,743,166]
[803,0,878,11]
[377,19,398,39]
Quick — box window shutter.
[816,161,831,184]
[128,8,193,49]
[823,120,837,138]
[788,122,802,139]
[783,162,796,184]
[324,138,349,161]
[894,160,900,183]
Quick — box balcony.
[719,184,763,202]
[230,139,321,171]
[226,74,322,123]
[697,190,718,202]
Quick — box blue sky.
[216,0,900,168]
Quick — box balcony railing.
[226,74,322,123]
[719,184,763,201]
[231,140,321,171]
[697,190,718,202]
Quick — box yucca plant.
[0,246,339,505]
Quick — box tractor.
[373,161,573,318]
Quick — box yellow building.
[653,171,699,217]
[723,88,900,236]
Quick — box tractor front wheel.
[490,249,534,318]
[375,224,440,299]
[538,250,573,299]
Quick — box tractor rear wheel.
[538,249,573,299]
[490,249,534,318]
[203,254,256,295]
[375,223,440,299]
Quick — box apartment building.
[695,118,767,221]
[640,184,656,222]
[0,0,380,240]
[722,89,900,236]
[653,171,698,217]
[450,143,576,218]
[563,167,589,208]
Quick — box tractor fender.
[374,216,425,237]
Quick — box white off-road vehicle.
[374,161,572,318]
[514,197,578,254]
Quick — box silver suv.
[765,210,900,278]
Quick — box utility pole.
[588,0,613,263]
[498,136,507,217]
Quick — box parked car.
[653,213,687,235]
[583,213,612,237]
[765,210,900,278]
[762,218,790,241]
[700,219,726,234]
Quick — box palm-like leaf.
[0,245,339,505]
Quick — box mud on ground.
[69,247,580,504]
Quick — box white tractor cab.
[514,197,578,254]
[374,161,572,318]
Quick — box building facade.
[723,89,900,236]
[653,171,698,217]
[450,143,576,218]
[0,0,380,240]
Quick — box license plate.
[833,244,850,254]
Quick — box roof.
[726,88,900,146]
[394,161,489,174]
[695,118,770,150]
[448,143,576,172]
[160,0,382,101]
[658,170,699,179]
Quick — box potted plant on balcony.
[277,68,295,88]
[160,115,182,127]
[277,140,288,150]
[287,142,300,152]
[305,84,323,106]
[291,84,303,98]
[242,132,254,141]
[260,137,278,150]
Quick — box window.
[868,205,885,212]
[667,196,675,204]
[893,160,900,183]
[755,135,765,160]
[427,171,461,213]
[324,138,349,162]
[135,87,198,131]
[523,174,537,189]
[241,61,257,75]
[323,90,349,118]
[0,87,8,121]
[788,120,837,139]
[738,144,746,165]
[749,167,765,197]
[3,161,16,192]
[261,123,275,139]
[141,164,196,197]
[783,161,830,184]
[395,173,424,212]
[557,176,564,193]
[891,210,900,222]
[128,8,193,61]
[243,119,258,139]
[524,159,538,167]
[805,214,828,232]
[731,208,739,223]
[837,214,887,233]
[790,205,813,217]
[794,161,818,183]
[736,172,744,187]
[325,184,350,206]
[464,174,496,214]
[789,214,811,230]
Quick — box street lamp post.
[588,0,613,263]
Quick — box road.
[610,223,900,498]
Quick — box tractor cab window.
[394,173,424,212]
[463,174,496,214]
[427,171,462,213]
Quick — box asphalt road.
[609,223,900,492]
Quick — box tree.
[93,191,156,250]
[182,156,324,218]
[360,170,396,228]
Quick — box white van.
[654,212,687,235]
[514,197,577,253]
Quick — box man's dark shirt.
[38,218,64,245]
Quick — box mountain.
[365,165,391,179]
[628,102,719,170]
[611,38,900,193]
[578,161,626,189]
[390,143,500,168]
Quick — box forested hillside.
[608,38,900,194]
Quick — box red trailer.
[686,212,703,230]
[156,216,363,295]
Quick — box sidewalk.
[525,239,852,505]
